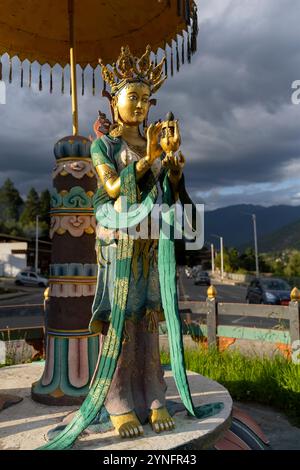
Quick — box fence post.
[289,288,300,346]
[207,285,218,348]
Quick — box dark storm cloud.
[1,0,300,208]
[156,0,300,195]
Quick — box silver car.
[15,271,48,287]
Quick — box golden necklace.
[126,141,147,159]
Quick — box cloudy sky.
[1,0,300,210]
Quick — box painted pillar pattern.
[32,135,101,405]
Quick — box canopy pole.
[68,0,78,135]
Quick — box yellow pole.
[68,0,78,135]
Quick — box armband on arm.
[95,164,121,199]
[136,156,151,180]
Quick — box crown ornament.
[99,45,167,96]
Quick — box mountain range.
[204,204,300,252]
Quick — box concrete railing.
[222,272,255,283]
[176,286,300,353]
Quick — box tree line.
[214,246,300,278]
[0,179,50,239]
[2,178,300,278]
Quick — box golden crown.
[99,45,167,96]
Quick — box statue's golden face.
[116,82,150,125]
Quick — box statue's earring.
[113,104,119,124]
[143,108,150,137]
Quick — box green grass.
[160,347,300,426]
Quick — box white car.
[15,271,48,287]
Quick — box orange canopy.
[0,0,198,134]
[0,0,197,68]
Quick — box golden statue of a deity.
[39,45,223,451]
[91,45,185,437]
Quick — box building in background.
[0,233,51,276]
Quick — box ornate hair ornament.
[99,45,167,96]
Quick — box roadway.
[0,286,44,330]
[178,270,247,303]
[0,271,289,331]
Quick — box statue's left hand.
[162,152,185,187]
[163,151,185,186]
[162,151,185,171]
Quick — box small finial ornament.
[290,287,300,302]
[44,287,50,301]
[207,285,217,299]
[166,111,174,121]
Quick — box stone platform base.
[0,394,23,412]
[0,363,232,450]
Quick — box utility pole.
[211,243,215,275]
[241,211,260,279]
[252,214,259,278]
[211,234,224,280]
[35,215,39,273]
[220,236,224,280]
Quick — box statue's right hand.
[146,122,163,165]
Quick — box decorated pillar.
[32,135,101,405]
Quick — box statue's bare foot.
[149,407,175,433]
[110,411,143,438]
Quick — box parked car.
[194,271,211,286]
[246,278,291,305]
[191,266,202,278]
[15,271,48,288]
